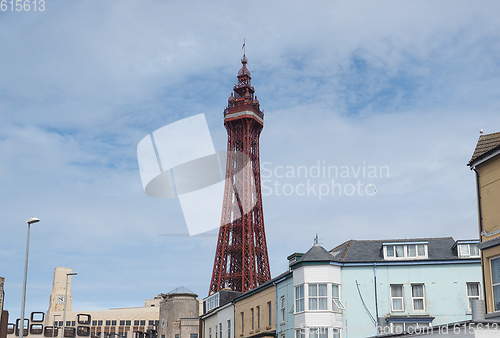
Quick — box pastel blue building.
[274,237,481,338]
[331,237,481,337]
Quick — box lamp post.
[53,314,61,338]
[19,217,40,338]
[62,272,77,338]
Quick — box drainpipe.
[473,167,487,311]
[373,264,380,334]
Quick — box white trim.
[470,148,500,168]
[224,110,264,124]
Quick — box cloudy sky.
[1,0,500,319]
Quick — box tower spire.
[209,53,270,294]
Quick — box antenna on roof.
[314,234,319,245]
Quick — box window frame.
[390,284,404,312]
[411,284,425,311]
[466,282,480,311]
[490,256,500,312]
[280,296,286,323]
[295,285,305,313]
[384,243,428,260]
[458,244,480,258]
[308,284,328,311]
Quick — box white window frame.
[390,284,404,312]
[295,329,305,338]
[332,284,345,311]
[491,256,500,312]
[466,282,480,312]
[280,296,286,323]
[411,284,425,311]
[295,285,305,313]
[384,243,428,260]
[309,327,328,338]
[308,284,328,311]
[458,244,480,258]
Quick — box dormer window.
[383,242,428,260]
[205,293,220,312]
[458,243,480,258]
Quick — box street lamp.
[19,217,40,338]
[53,314,61,338]
[62,272,77,338]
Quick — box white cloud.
[1,0,500,318]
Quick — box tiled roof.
[295,244,336,263]
[469,132,500,165]
[329,237,467,263]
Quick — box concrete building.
[468,131,500,318]
[6,268,202,338]
[1,276,7,338]
[158,288,199,338]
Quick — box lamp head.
[66,272,77,276]
[26,217,40,225]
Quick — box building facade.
[468,131,500,317]
[331,237,481,337]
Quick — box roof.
[329,237,473,263]
[468,131,500,166]
[233,270,292,302]
[291,244,335,266]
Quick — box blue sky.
[1,0,500,319]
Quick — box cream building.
[468,131,500,317]
[6,268,201,338]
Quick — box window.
[98,321,103,326]
[411,284,425,311]
[268,301,272,326]
[309,328,327,338]
[280,296,286,322]
[111,321,117,326]
[139,321,145,326]
[295,329,305,338]
[148,321,154,326]
[309,284,328,310]
[384,243,427,260]
[134,321,139,326]
[458,244,480,258]
[190,335,198,338]
[257,306,260,329]
[295,285,305,312]
[126,321,131,326]
[332,328,340,338]
[209,327,212,338]
[251,308,254,331]
[390,285,404,312]
[216,324,218,338]
[205,293,220,312]
[332,284,345,311]
[491,257,500,311]
[119,321,125,326]
[219,323,222,338]
[227,320,231,338]
[466,283,480,311]
[241,312,244,334]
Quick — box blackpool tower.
[209,53,271,294]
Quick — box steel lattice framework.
[209,55,271,294]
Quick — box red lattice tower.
[209,54,271,294]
